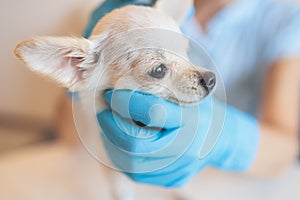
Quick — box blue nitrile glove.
[96,90,260,187]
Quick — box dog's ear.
[14,36,98,91]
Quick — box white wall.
[0,0,102,122]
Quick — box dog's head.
[14,6,215,105]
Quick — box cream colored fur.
[14,4,214,200]
[15,5,213,109]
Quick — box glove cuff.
[210,102,260,171]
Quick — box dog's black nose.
[198,72,216,92]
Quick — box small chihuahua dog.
[14,5,215,107]
[14,4,216,200]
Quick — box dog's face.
[106,48,215,105]
[14,6,215,106]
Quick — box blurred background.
[0,0,109,199]
[0,0,101,153]
[0,0,299,200]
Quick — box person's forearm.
[248,122,299,176]
[248,57,300,176]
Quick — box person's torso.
[181,0,300,116]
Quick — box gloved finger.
[103,89,183,129]
[97,109,178,154]
[125,167,199,188]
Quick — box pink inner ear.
[71,56,85,68]
[61,56,87,85]
[16,36,95,89]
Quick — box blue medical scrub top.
[180,0,300,160]
[181,0,300,116]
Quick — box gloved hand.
[97,90,260,187]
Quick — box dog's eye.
[148,64,167,79]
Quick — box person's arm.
[249,57,300,176]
